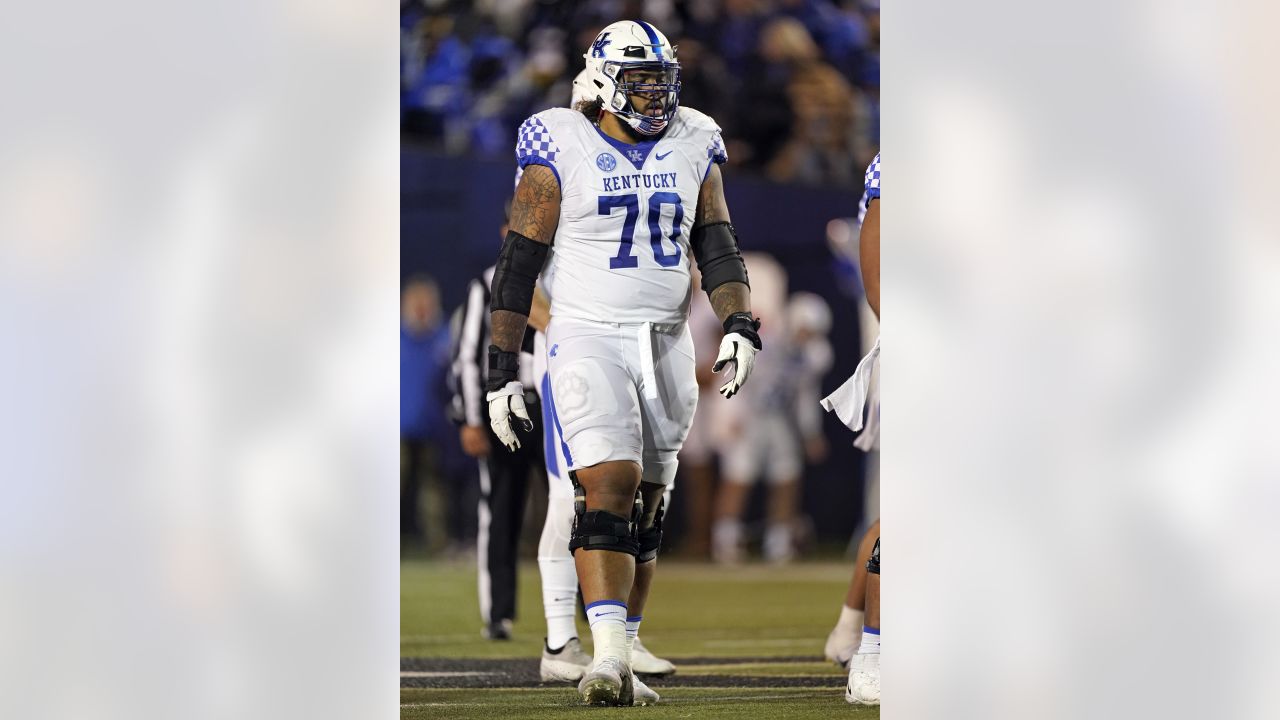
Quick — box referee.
[451,212,546,640]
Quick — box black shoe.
[482,619,512,640]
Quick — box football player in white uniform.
[847,152,881,706]
[534,70,677,685]
[485,20,761,706]
[822,152,881,705]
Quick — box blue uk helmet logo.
[596,152,617,171]
[591,32,611,58]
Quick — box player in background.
[711,257,833,564]
[486,21,760,705]
[535,70,676,684]
[674,274,726,559]
[821,152,881,705]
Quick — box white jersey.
[515,105,728,325]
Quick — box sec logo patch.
[596,153,617,172]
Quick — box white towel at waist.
[820,336,880,434]
[637,321,659,400]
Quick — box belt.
[561,315,685,335]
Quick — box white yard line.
[401,690,836,707]
[703,637,817,647]
[400,634,482,644]
[399,666,499,671]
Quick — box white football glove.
[486,381,532,451]
[713,313,762,399]
[713,334,758,398]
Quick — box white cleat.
[540,637,592,683]
[630,673,660,705]
[824,623,862,668]
[845,652,880,705]
[631,637,676,676]
[577,657,633,706]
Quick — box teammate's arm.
[691,164,760,399]
[860,198,880,319]
[486,163,560,450]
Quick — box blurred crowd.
[402,253,859,563]
[401,0,879,187]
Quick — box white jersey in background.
[516,105,728,325]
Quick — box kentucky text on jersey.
[514,105,728,324]
[602,172,679,193]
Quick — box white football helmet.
[582,20,681,135]
[571,68,592,108]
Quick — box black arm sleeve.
[690,221,749,294]
[490,229,550,314]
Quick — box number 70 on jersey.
[599,192,684,269]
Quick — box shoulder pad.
[534,107,585,128]
[674,105,720,133]
[674,105,727,165]
[516,108,591,183]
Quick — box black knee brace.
[637,496,666,564]
[866,537,880,575]
[568,471,639,556]
[570,509,638,556]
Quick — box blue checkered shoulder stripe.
[864,152,881,201]
[516,117,561,167]
[707,129,728,164]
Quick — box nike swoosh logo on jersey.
[655,150,673,160]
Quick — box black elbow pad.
[690,221,749,293]
[490,230,549,314]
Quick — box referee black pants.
[477,395,545,625]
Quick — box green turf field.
[402,559,878,719]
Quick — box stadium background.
[402,0,880,558]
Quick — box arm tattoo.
[708,281,752,324]
[492,164,560,353]
[509,164,561,243]
[491,309,529,354]
[693,164,731,228]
